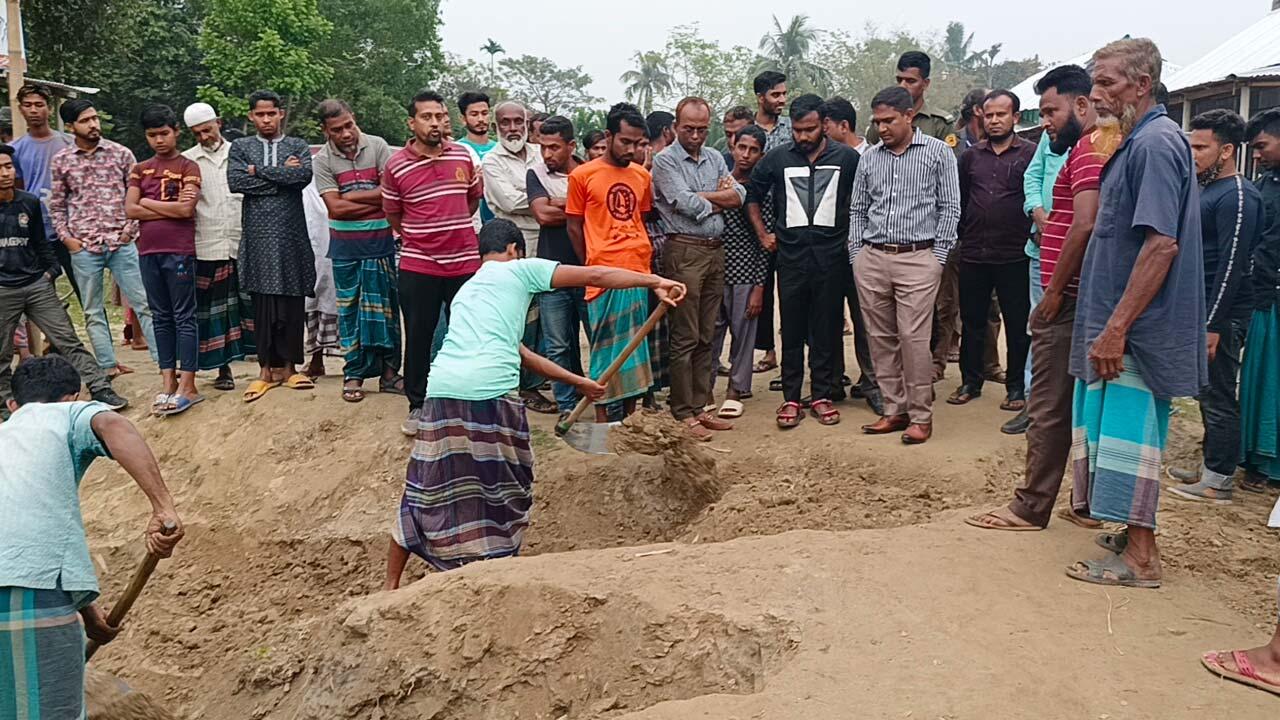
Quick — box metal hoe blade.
[556,421,621,455]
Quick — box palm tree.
[481,39,505,85]
[942,21,977,70]
[620,51,673,115]
[755,15,831,95]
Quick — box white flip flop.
[718,399,745,419]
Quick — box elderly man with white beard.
[481,101,556,413]
[1061,38,1206,590]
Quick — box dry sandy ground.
[79,347,1280,719]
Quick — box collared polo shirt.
[382,140,483,277]
[313,133,396,260]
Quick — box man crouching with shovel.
[0,355,183,718]
[385,219,684,588]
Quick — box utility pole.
[6,0,24,137]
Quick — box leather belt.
[867,240,934,254]
[669,233,723,248]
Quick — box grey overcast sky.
[440,0,1275,104]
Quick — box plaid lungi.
[0,587,86,720]
[195,260,255,369]
[333,257,401,381]
[393,395,533,571]
[1070,358,1170,529]
[586,287,653,405]
[304,311,341,357]
[1240,306,1280,480]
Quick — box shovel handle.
[86,521,176,660]
[557,301,670,433]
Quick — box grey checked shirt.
[848,128,961,265]
[651,141,744,239]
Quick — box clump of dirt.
[610,412,722,502]
[241,575,798,720]
[86,667,176,720]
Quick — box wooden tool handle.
[86,521,177,660]
[558,302,669,430]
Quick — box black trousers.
[777,262,845,403]
[253,293,305,369]
[400,269,470,410]
[1200,320,1246,478]
[958,259,1030,395]
[836,267,877,393]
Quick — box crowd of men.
[2,35,1280,707]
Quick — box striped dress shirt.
[848,128,961,265]
[382,140,483,277]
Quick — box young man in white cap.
[182,102,252,391]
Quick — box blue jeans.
[139,253,198,372]
[538,287,588,412]
[70,243,157,369]
[1026,255,1043,393]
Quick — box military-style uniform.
[866,100,959,153]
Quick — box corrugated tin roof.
[1167,10,1280,91]
[0,68,98,96]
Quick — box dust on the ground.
[78,355,1280,719]
[85,667,175,720]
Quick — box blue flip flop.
[160,395,205,417]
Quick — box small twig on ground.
[634,548,675,558]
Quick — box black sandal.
[379,373,406,395]
[342,385,365,403]
[947,384,982,405]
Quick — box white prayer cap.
[183,102,218,128]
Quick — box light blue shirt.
[1023,133,1068,260]
[0,401,113,605]
[428,258,559,401]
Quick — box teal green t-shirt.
[459,137,498,223]
[427,258,559,400]
[0,401,112,605]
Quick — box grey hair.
[493,100,528,119]
[1093,38,1163,87]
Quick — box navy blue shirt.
[1071,105,1208,399]
[1199,175,1263,333]
[1254,168,1280,311]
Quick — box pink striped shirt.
[1040,131,1108,295]
[382,140,483,277]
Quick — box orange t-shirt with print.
[565,157,653,300]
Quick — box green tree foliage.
[499,54,600,114]
[24,0,207,152]
[197,0,334,128]
[661,25,755,114]
[755,14,832,96]
[316,0,446,145]
[620,51,673,115]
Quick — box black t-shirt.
[1254,170,1280,312]
[526,169,581,266]
[745,140,860,269]
[0,191,56,288]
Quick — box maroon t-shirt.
[128,155,201,255]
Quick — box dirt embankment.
[80,361,1280,719]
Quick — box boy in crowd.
[125,105,203,415]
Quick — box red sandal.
[810,399,840,425]
[776,401,803,429]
